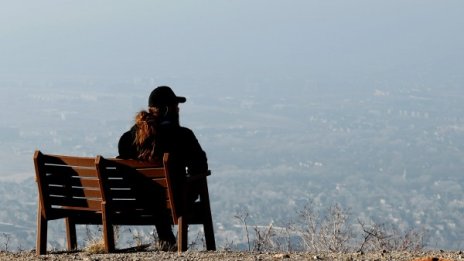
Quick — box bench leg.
[102,209,115,253]
[201,188,216,251]
[103,223,115,253]
[203,217,216,251]
[65,218,77,251]
[36,205,47,255]
[177,216,188,253]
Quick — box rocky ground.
[0,250,462,261]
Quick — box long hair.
[134,106,179,161]
[134,110,158,161]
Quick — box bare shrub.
[0,233,11,251]
[150,228,159,245]
[232,202,427,254]
[234,209,285,252]
[128,228,147,248]
[221,238,235,251]
[187,230,206,250]
[269,222,297,252]
[234,208,252,251]
[357,219,426,252]
[252,222,276,252]
[292,202,353,253]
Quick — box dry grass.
[83,239,106,254]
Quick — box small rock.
[273,253,290,259]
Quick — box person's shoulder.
[124,125,136,134]
[178,126,195,134]
[118,125,137,158]
[159,123,196,138]
[170,126,197,139]
[119,125,136,140]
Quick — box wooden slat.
[47,185,102,198]
[100,168,165,179]
[48,196,102,210]
[42,154,95,167]
[103,186,168,198]
[135,168,165,178]
[103,178,167,189]
[108,159,163,169]
[105,188,136,199]
[70,188,102,199]
[72,178,100,188]
[104,181,133,188]
[44,165,98,178]
[107,199,171,211]
[99,169,125,179]
[54,206,102,213]
[46,177,100,189]
[45,208,103,224]
[149,179,168,187]
[48,194,102,203]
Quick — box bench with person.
[34,150,216,255]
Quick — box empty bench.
[34,150,216,255]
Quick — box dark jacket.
[118,121,208,177]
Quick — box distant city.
[0,76,463,250]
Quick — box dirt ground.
[0,250,462,261]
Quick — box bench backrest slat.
[45,174,100,188]
[47,185,101,199]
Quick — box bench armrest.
[185,170,211,183]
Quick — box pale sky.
[1,0,463,84]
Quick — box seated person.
[118,86,208,250]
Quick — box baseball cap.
[148,86,186,107]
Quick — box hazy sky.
[1,0,463,84]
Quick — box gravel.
[0,250,462,261]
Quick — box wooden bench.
[34,150,216,255]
